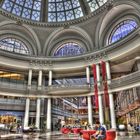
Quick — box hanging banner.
[92,64,98,111]
[101,61,109,107]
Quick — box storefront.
[0,111,24,124]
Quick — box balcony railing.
[111,70,140,89]
[0,70,139,96]
[0,98,25,104]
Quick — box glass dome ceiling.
[0,0,108,22]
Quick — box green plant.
[117,118,124,124]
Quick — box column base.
[46,129,51,132]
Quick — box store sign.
[0,111,24,116]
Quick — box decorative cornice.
[29,59,53,67]
[84,51,108,64]
[0,27,139,66]
[0,0,113,27]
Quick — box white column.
[24,98,30,128]
[35,98,41,129]
[87,96,93,125]
[49,70,52,86]
[86,66,90,84]
[38,70,42,87]
[106,61,111,85]
[47,70,52,130]
[28,69,32,86]
[109,93,116,129]
[96,64,100,86]
[96,64,104,124]
[98,94,104,125]
[47,98,51,130]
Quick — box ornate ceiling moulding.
[0,0,113,27]
[84,52,108,64]
[29,59,53,67]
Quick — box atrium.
[0,0,140,139]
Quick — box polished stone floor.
[0,131,140,140]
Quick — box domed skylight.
[0,0,108,22]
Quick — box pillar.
[98,94,104,124]
[48,70,52,86]
[35,70,42,128]
[46,70,52,130]
[86,66,90,84]
[47,98,51,130]
[96,64,104,124]
[106,61,116,128]
[109,93,116,129]
[35,98,41,129]
[96,64,100,86]
[38,70,42,87]
[106,61,111,85]
[28,69,32,88]
[24,98,30,128]
[87,96,93,125]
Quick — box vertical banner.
[101,61,109,107]
[92,64,98,111]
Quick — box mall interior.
[0,0,140,139]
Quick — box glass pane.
[1,0,41,21]
[53,42,85,57]
[0,38,30,55]
[86,0,107,12]
[48,0,83,22]
[109,20,138,44]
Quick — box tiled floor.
[23,132,81,140]
[0,131,140,140]
[22,131,140,140]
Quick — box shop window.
[108,19,138,45]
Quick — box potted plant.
[117,118,126,131]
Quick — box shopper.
[91,121,106,140]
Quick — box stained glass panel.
[1,0,41,21]
[108,20,138,44]
[53,42,85,57]
[0,38,30,55]
[86,0,107,12]
[48,0,83,22]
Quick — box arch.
[53,42,85,57]
[95,0,140,48]
[44,26,93,56]
[0,37,30,55]
[108,19,138,44]
[0,21,41,55]
[0,30,35,55]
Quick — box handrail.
[0,70,139,96]
[111,70,140,89]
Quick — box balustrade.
[0,70,139,95]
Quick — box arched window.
[108,19,138,44]
[0,38,30,55]
[53,42,85,57]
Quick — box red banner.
[101,61,109,107]
[92,64,98,111]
